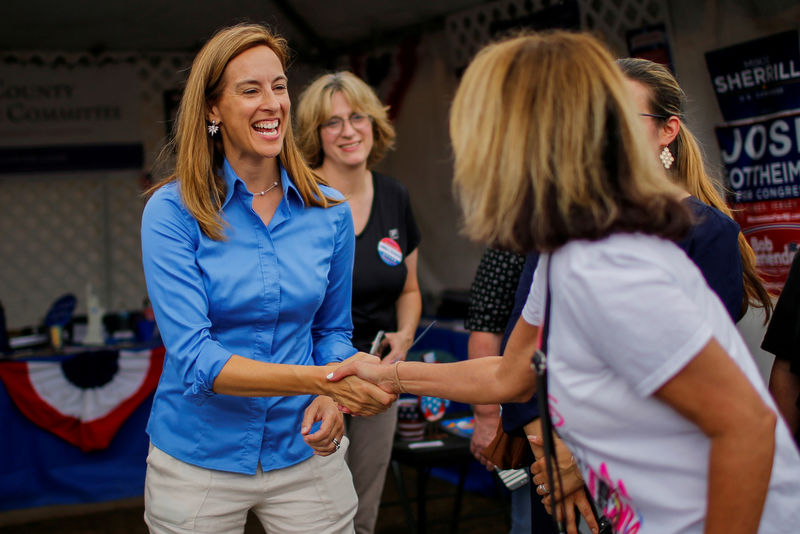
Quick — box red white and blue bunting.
[0,346,164,452]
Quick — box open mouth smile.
[253,120,279,138]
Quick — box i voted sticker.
[377,237,403,266]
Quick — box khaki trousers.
[345,403,399,534]
[144,441,357,534]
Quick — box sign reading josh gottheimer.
[716,114,800,292]
[709,31,800,292]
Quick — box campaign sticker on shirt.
[377,237,403,266]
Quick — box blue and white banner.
[718,113,800,291]
[705,30,800,122]
[716,113,800,203]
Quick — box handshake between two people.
[301,353,405,456]
[323,352,406,416]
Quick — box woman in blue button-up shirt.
[140,24,394,534]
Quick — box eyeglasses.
[639,113,668,119]
[320,113,371,134]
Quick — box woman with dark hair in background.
[296,71,421,534]
[141,24,393,534]
[331,32,800,533]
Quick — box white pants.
[144,441,357,534]
[345,402,399,534]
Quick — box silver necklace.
[253,181,279,197]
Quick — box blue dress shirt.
[141,159,357,475]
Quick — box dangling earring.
[207,120,219,136]
[659,146,674,170]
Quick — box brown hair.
[450,32,690,253]
[618,57,773,320]
[295,71,396,169]
[150,23,337,241]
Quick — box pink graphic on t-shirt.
[586,462,643,534]
[548,394,564,428]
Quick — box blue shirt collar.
[220,158,305,212]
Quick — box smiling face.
[319,91,374,170]
[208,45,289,173]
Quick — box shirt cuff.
[313,336,358,365]
[182,343,234,405]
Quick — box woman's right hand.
[327,354,401,394]
[325,353,397,415]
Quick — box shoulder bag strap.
[532,255,565,532]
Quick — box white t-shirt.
[522,233,800,534]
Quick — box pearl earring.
[207,120,219,136]
[659,146,674,170]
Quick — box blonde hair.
[150,23,337,240]
[618,57,773,320]
[450,32,690,253]
[295,71,396,169]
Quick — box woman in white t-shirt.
[329,31,800,534]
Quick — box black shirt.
[351,172,420,352]
[464,248,526,333]
[762,250,800,376]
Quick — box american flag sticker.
[420,395,449,421]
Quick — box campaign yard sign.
[705,30,800,123]
[717,113,800,291]
[718,114,800,204]
[709,30,800,292]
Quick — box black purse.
[532,256,612,534]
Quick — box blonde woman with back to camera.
[526,56,780,531]
[330,32,800,533]
[140,23,394,534]
[296,71,421,534]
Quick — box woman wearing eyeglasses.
[296,71,421,534]
[618,57,773,323]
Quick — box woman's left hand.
[301,396,344,456]
[542,486,600,534]
[529,435,585,500]
[378,331,413,365]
